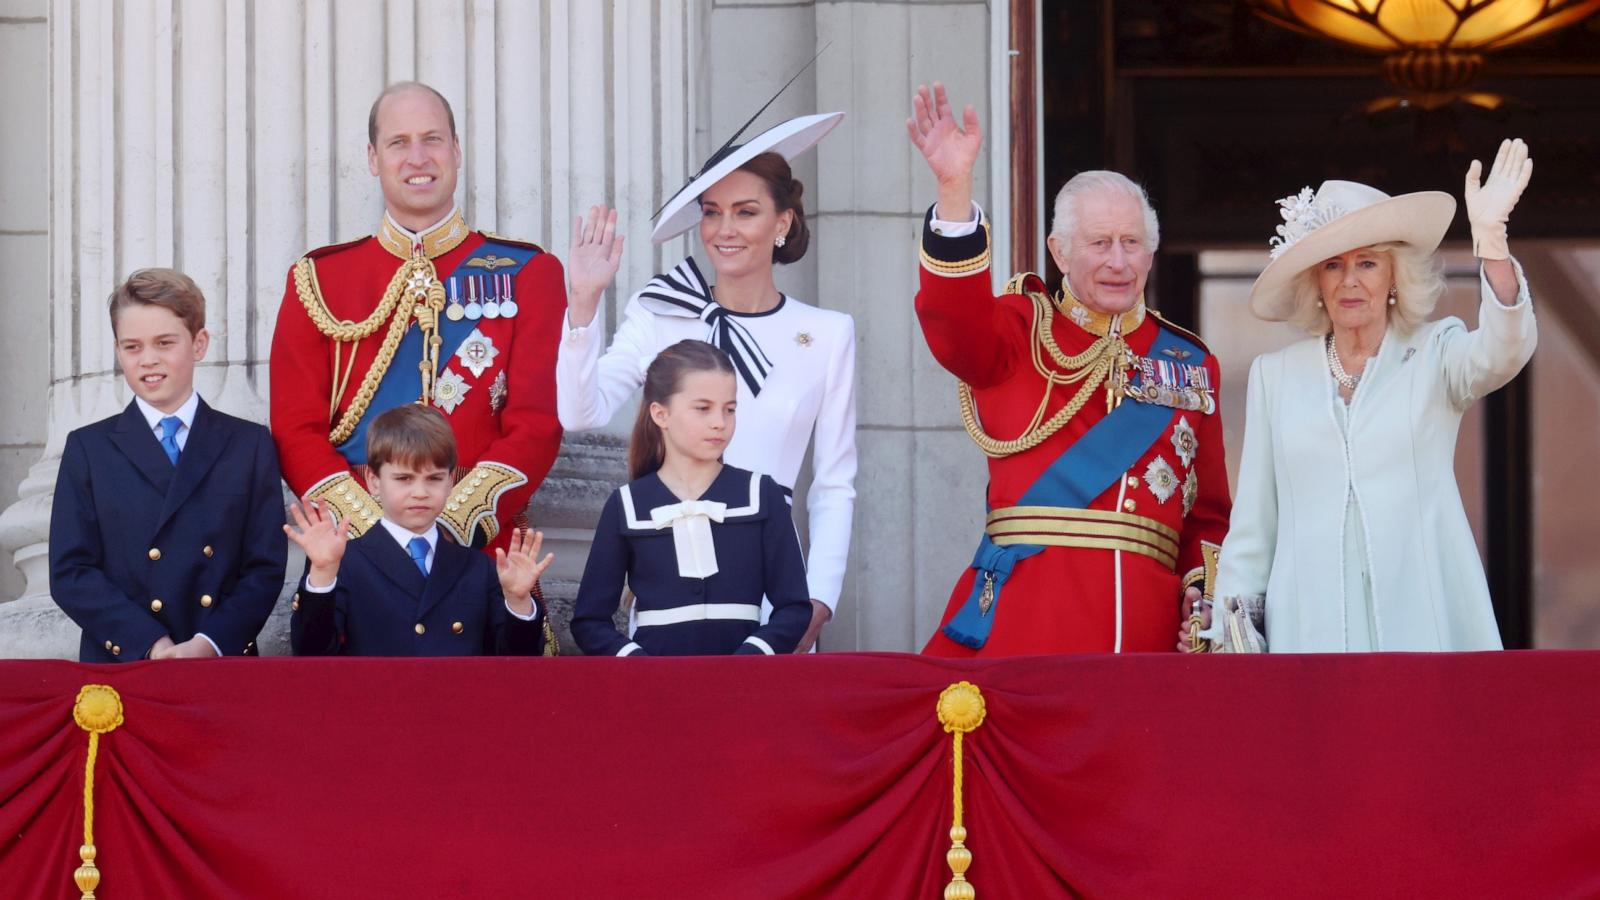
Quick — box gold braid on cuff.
[439,462,529,545]
[920,225,992,279]
[304,472,382,537]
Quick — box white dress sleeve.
[1213,355,1278,604]
[555,294,661,431]
[1437,256,1537,412]
[801,314,859,612]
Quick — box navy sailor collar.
[618,465,767,533]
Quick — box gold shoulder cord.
[293,255,446,446]
[957,289,1130,458]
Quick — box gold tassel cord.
[937,681,987,900]
[958,291,1130,458]
[71,685,124,900]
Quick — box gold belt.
[985,505,1178,572]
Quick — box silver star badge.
[454,328,499,379]
[432,368,470,414]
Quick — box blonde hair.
[1286,242,1445,335]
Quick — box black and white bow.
[636,257,775,396]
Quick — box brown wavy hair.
[628,340,736,481]
[731,152,810,265]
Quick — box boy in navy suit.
[286,404,551,656]
[50,268,288,661]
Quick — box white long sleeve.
[1437,256,1537,412]
[555,299,659,431]
[1213,355,1278,603]
[801,316,858,611]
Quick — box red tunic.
[269,212,565,553]
[916,217,1231,655]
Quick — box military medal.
[454,329,499,379]
[1128,353,1214,413]
[464,276,482,320]
[1170,415,1198,467]
[480,273,501,319]
[445,277,467,322]
[433,368,470,414]
[489,370,508,414]
[497,274,518,319]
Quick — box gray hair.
[1286,241,1446,335]
[1049,170,1161,252]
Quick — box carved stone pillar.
[0,0,694,656]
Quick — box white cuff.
[562,309,598,342]
[196,633,222,657]
[504,596,540,621]
[617,641,644,657]
[929,202,985,238]
[742,635,776,656]
[304,576,336,593]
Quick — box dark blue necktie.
[407,537,430,577]
[158,416,182,467]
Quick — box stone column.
[0,0,696,657]
[703,1,1008,651]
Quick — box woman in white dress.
[1191,139,1537,653]
[558,112,857,653]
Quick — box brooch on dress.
[794,332,813,347]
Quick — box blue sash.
[336,240,541,465]
[943,324,1203,648]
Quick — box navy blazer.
[571,466,811,657]
[50,398,288,662]
[289,526,545,656]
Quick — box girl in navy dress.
[571,340,812,656]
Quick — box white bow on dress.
[649,500,728,579]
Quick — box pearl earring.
[1387,286,1398,306]
[775,234,787,248]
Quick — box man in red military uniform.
[271,82,620,551]
[907,83,1231,655]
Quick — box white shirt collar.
[378,517,438,553]
[134,390,200,434]
[383,207,461,246]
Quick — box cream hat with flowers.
[1247,180,1456,321]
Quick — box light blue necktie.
[407,537,430,577]
[158,416,182,467]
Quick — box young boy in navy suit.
[50,269,288,661]
[286,404,552,656]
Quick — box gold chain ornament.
[958,290,1131,458]
[294,253,447,446]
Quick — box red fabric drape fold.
[3,653,1598,899]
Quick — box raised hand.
[495,527,554,617]
[566,205,625,328]
[906,82,982,219]
[1464,138,1532,261]
[284,499,351,583]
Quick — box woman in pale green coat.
[1191,140,1536,653]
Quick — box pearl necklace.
[1324,332,1371,392]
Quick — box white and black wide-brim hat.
[1247,180,1456,321]
[650,111,844,245]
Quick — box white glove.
[1464,138,1533,261]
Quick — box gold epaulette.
[438,462,530,546]
[303,472,381,537]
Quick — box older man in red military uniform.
[907,83,1231,656]
[271,82,620,551]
